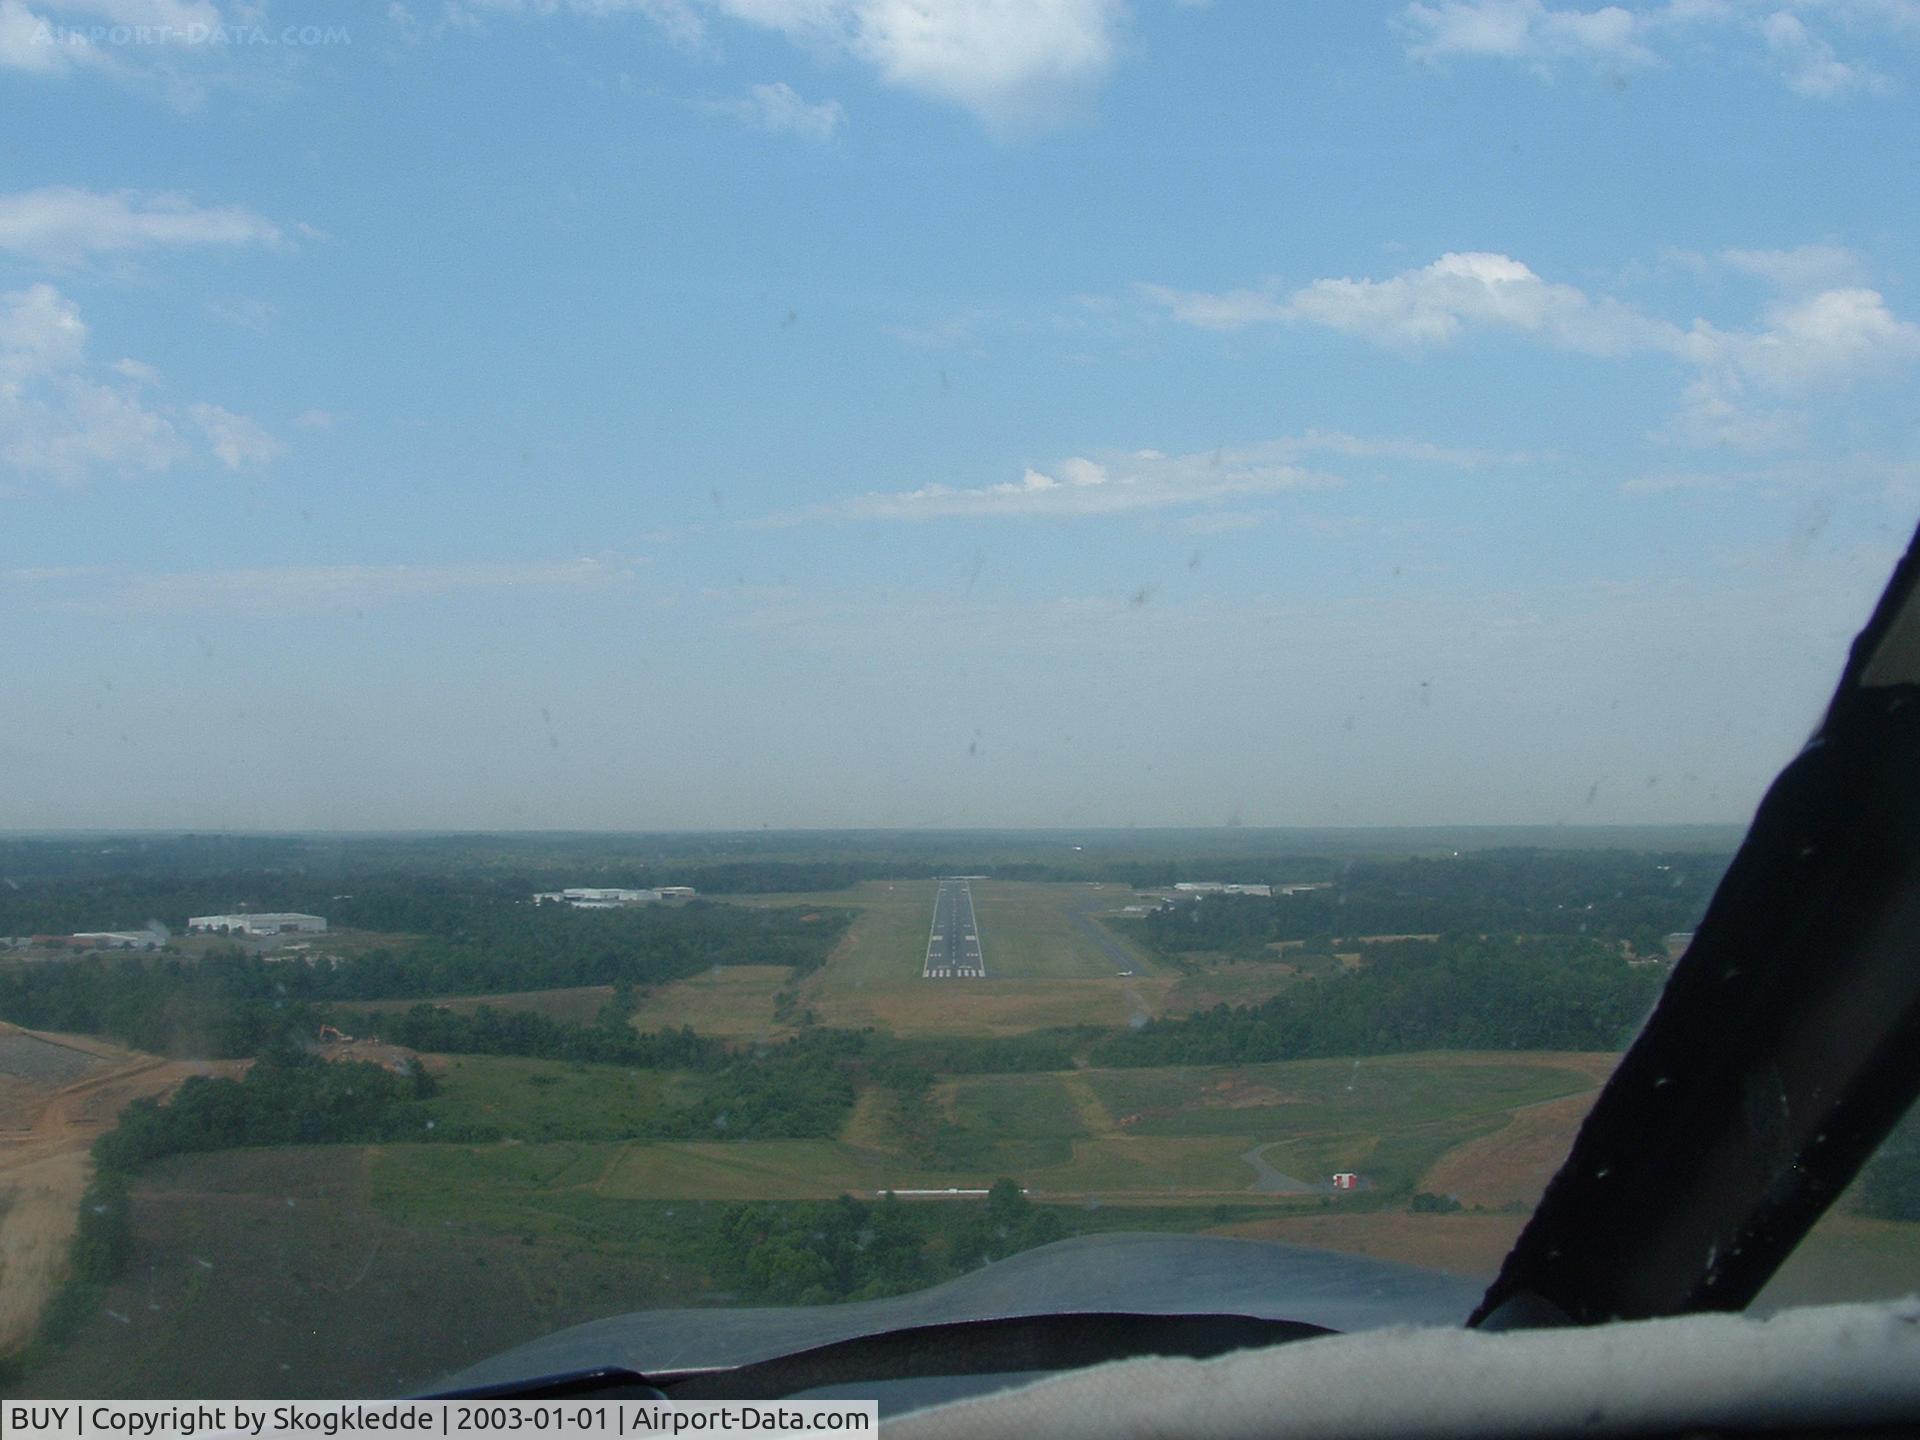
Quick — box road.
[0,1023,243,1353]
[923,878,985,979]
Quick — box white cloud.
[111,356,160,384]
[462,0,1125,132]
[189,401,282,468]
[1719,242,1869,291]
[0,1,242,96]
[819,444,1337,520]
[0,282,279,482]
[292,408,337,430]
[1132,281,1290,331]
[1669,285,1920,442]
[711,80,844,138]
[1144,251,1920,450]
[1399,0,1660,69]
[0,186,286,268]
[1397,0,1909,98]
[1144,251,1672,355]
[0,0,106,73]
[784,429,1534,524]
[1761,7,1888,94]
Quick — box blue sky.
[3,0,1918,830]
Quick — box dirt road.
[0,1022,236,1354]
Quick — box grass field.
[400,1051,1614,1206]
[626,966,795,1040]
[14,1146,718,1399]
[1159,960,1308,1016]
[13,1044,1919,1400]
[426,1057,703,1142]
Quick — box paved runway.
[923,878,985,979]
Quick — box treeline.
[1129,850,1728,960]
[331,1001,726,1069]
[0,902,848,1056]
[1091,935,1666,1066]
[874,1032,1081,1075]
[354,1011,863,1142]
[0,953,307,1057]
[712,1181,1067,1304]
[35,1052,438,1346]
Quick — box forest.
[711,1181,1069,1304]
[1125,849,1727,960]
[0,901,848,1056]
[1091,935,1667,1066]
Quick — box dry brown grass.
[627,965,796,1039]
[1418,1089,1601,1208]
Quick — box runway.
[923,878,985,979]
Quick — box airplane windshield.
[2,0,1919,1403]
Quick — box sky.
[2,0,1919,831]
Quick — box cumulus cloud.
[189,401,283,469]
[1399,0,1659,70]
[1670,285,1920,442]
[1143,251,1672,355]
[710,80,844,138]
[1398,0,1908,98]
[1718,242,1870,291]
[0,282,280,482]
[1143,250,1920,449]
[1,0,245,96]
[0,0,108,73]
[462,0,1126,132]
[1760,7,1888,95]
[0,186,286,268]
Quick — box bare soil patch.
[0,1023,241,1355]
[1418,1089,1602,1208]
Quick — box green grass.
[626,965,795,1038]
[965,882,1157,980]
[946,1074,1090,1142]
[426,1056,704,1142]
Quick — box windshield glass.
[2,0,1918,1403]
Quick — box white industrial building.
[187,913,328,937]
[1174,882,1274,897]
[533,887,663,908]
[70,931,161,950]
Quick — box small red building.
[1331,1172,1359,1190]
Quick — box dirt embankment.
[1416,1052,1618,1209]
[0,1022,239,1354]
